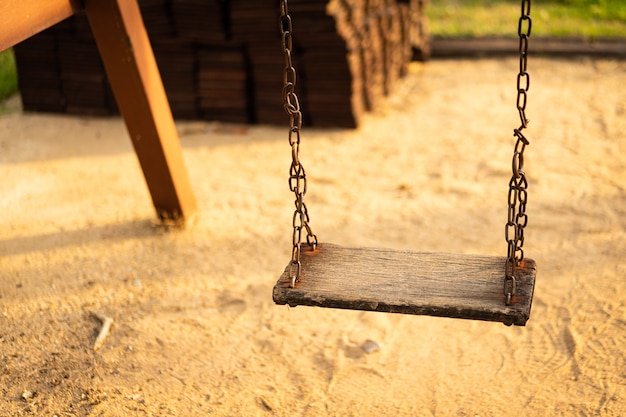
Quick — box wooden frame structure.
[1,0,197,223]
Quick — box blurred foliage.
[0,49,18,102]
[427,0,626,37]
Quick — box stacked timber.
[15,17,117,116]
[13,33,65,113]
[172,0,227,42]
[227,0,424,127]
[56,23,115,117]
[230,0,286,125]
[13,0,429,127]
[153,41,197,119]
[139,0,176,39]
[196,43,250,123]
[291,1,364,127]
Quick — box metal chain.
[505,0,532,305]
[280,0,317,288]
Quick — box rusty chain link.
[505,0,532,306]
[280,0,317,288]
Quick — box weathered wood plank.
[274,243,536,326]
[0,0,81,52]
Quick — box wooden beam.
[0,0,81,52]
[83,0,197,223]
[274,243,536,326]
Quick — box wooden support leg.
[83,0,197,223]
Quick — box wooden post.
[83,0,197,223]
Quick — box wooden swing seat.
[273,243,536,326]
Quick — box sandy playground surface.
[1,56,625,416]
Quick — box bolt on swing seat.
[273,0,537,326]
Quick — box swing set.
[2,0,536,327]
[272,0,537,327]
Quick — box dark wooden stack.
[140,0,176,38]
[172,0,226,42]
[229,0,422,127]
[15,17,117,116]
[196,43,250,123]
[230,0,285,125]
[13,0,429,127]
[153,40,197,119]
[291,1,362,127]
[56,24,115,116]
[13,33,65,113]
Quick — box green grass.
[427,0,626,38]
[0,49,18,102]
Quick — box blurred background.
[1,0,625,121]
[428,0,626,37]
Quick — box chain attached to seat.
[279,0,317,289]
[505,0,532,305]
[278,0,532,301]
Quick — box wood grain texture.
[0,0,80,51]
[274,243,536,326]
[84,0,197,223]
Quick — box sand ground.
[1,57,625,416]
